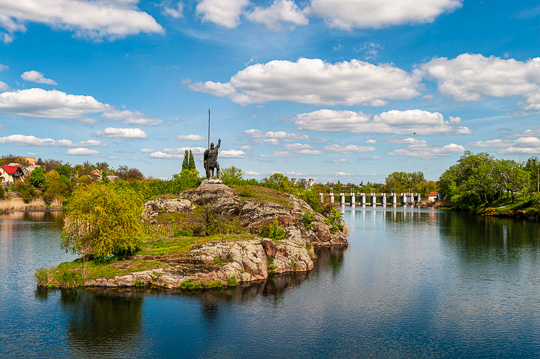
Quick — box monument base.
[200,178,223,185]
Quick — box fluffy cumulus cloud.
[149,147,206,159]
[0,81,8,92]
[470,136,540,155]
[101,108,162,126]
[196,0,249,28]
[0,0,163,40]
[246,0,308,30]
[388,141,465,158]
[220,149,248,158]
[0,134,105,147]
[66,147,103,156]
[176,134,205,141]
[95,127,148,139]
[283,143,323,155]
[0,88,107,118]
[323,144,375,154]
[293,109,471,135]
[308,0,462,30]
[21,70,57,85]
[188,58,421,106]
[420,53,540,102]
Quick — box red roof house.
[0,165,24,186]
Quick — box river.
[1,207,539,358]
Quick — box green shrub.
[325,208,344,234]
[206,280,223,288]
[181,279,202,290]
[227,276,237,286]
[299,212,315,231]
[259,219,286,240]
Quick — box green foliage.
[325,208,344,233]
[61,183,144,258]
[221,166,244,186]
[0,186,5,200]
[29,167,46,187]
[263,173,297,194]
[206,280,223,288]
[299,212,316,231]
[182,150,189,171]
[298,188,322,212]
[181,279,202,290]
[259,219,286,240]
[439,151,530,210]
[188,150,196,171]
[383,171,433,195]
[227,276,237,286]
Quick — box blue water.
[1,207,540,358]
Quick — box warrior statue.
[204,138,221,179]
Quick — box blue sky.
[1,0,540,183]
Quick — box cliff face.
[84,184,347,289]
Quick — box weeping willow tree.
[61,183,144,258]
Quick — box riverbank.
[36,183,348,289]
[0,193,63,213]
[474,195,540,220]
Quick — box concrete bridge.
[319,192,421,206]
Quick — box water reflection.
[58,289,144,357]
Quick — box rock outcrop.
[85,182,347,289]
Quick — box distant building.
[17,157,35,166]
[89,169,103,181]
[428,192,439,202]
[106,175,118,182]
[0,165,24,187]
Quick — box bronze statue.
[204,138,221,179]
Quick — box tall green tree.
[29,167,46,188]
[188,150,196,170]
[182,150,189,171]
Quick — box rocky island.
[37,181,348,290]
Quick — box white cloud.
[283,142,323,155]
[2,33,13,43]
[308,0,462,30]
[323,144,376,154]
[0,134,105,147]
[293,109,470,135]
[0,88,107,118]
[149,146,206,159]
[221,149,248,158]
[240,145,252,151]
[244,129,308,144]
[388,143,465,158]
[507,129,540,137]
[332,171,352,176]
[366,139,377,144]
[0,0,164,40]
[95,127,148,139]
[245,170,260,176]
[66,147,103,156]
[21,70,57,85]
[163,1,183,18]
[176,134,205,141]
[260,151,297,158]
[196,0,249,28]
[246,0,308,30]
[421,53,540,102]
[189,58,421,106]
[0,64,7,71]
[0,81,8,92]
[101,108,162,126]
[470,136,540,155]
[140,148,154,153]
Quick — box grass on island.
[234,185,293,209]
[36,232,255,289]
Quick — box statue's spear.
[208,109,211,149]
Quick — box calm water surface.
[1,207,540,358]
